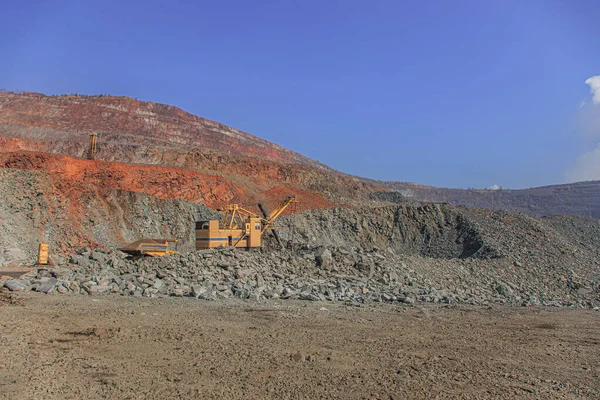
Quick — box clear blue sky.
[2,0,600,188]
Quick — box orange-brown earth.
[0,150,333,211]
[0,92,383,208]
[0,149,336,255]
[0,92,384,256]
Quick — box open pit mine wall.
[3,162,600,298]
[3,92,600,220]
[0,125,326,184]
[261,201,600,277]
[0,168,219,266]
[273,204,492,259]
[0,130,379,208]
[0,92,383,208]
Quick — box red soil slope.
[0,93,384,206]
[0,151,334,211]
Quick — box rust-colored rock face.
[0,92,323,167]
[0,150,335,211]
[0,92,384,255]
[0,92,384,206]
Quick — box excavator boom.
[260,195,297,234]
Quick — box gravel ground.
[0,292,599,399]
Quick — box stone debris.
[3,279,26,292]
[7,243,599,309]
[36,277,58,294]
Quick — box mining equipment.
[37,243,49,265]
[195,195,297,250]
[88,133,97,160]
[119,239,179,257]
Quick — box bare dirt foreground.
[1,292,599,399]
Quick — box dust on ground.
[1,293,599,399]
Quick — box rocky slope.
[1,89,600,314]
[1,91,599,309]
[0,92,384,260]
[0,93,382,228]
[3,91,600,220]
[0,168,220,265]
[4,201,600,308]
[0,92,379,209]
[0,92,322,166]
[375,180,600,219]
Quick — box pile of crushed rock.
[3,244,599,308]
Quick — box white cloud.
[564,76,600,182]
[585,76,600,105]
[488,184,502,190]
[578,101,600,137]
[565,143,600,182]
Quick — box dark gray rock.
[315,248,332,269]
[191,285,206,298]
[69,254,91,268]
[355,260,374,278]
[4,280,26,291]
[198,290,216,301]
[233,287,250,299]
[37,277,58,294]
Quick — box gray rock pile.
[5,244,599,308]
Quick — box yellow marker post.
[37,243,49,265]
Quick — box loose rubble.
[6,243,599,308]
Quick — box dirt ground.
[1,293,599,399]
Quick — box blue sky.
[1,0,600,188]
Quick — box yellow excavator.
[119,195,296,256]
[195,195,297,250]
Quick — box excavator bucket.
[119,239,178,257]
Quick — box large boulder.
[315,248,332,269]
[4,280,26,291]
[36,277,58,294]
